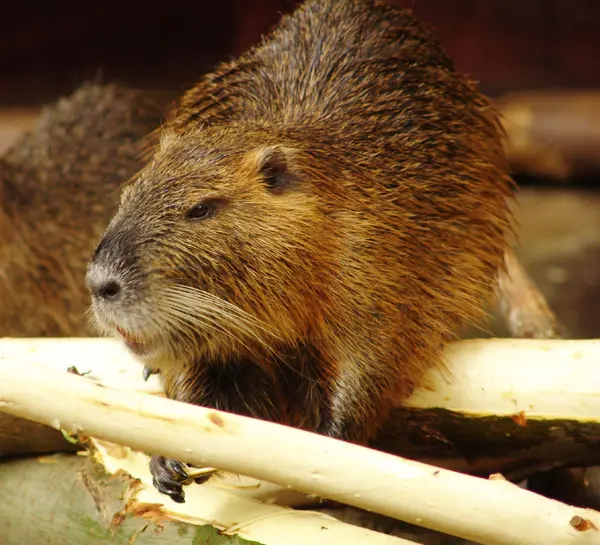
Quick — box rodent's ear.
[254,146,295,192]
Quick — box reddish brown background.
[1,0,600,106]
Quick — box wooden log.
[498,90,600,182]
[0,452,416,545]
[1,337,600,545]
[1,337,600,471]
[0,412,77,457]
[0,453,244,545]
[377,338,600,468]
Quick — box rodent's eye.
[185,201,214,221]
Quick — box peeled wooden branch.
[1,337,599,544]
[2,336,600,473]
[93,439,418,545]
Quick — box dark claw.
[194,474,213,485]
[149,456,216,503]
[142,366,159,381]
[166,458,189,480]
[169,492,186,504]
[152,474,186,503]
[150,455,189,503]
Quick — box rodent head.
[86,126,337,369]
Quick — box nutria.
[87,0,515,502]
[0,83,164,337]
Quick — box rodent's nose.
[86,264,123,301]
[97,280,122,300]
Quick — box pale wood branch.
[3,337,599,470]
[91,439,418,545]
[1,337,599,544]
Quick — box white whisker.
[159,285,282,357]
[160,297,267,358]
[166,285,280,339]
[162,295,273,352]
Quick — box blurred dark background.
[2,0,600,105]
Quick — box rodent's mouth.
[115,325,153,356]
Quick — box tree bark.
[0,453,257,545]
[0,412,77,457]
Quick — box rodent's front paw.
[149,455,190,503]
[149,455,214,503]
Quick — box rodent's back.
[174,0,468,133]
[0,83,164,336]
[169,0,514,379]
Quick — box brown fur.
[87,0,514,494]
[0,83,164,337]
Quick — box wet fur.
[88,0,515,496]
